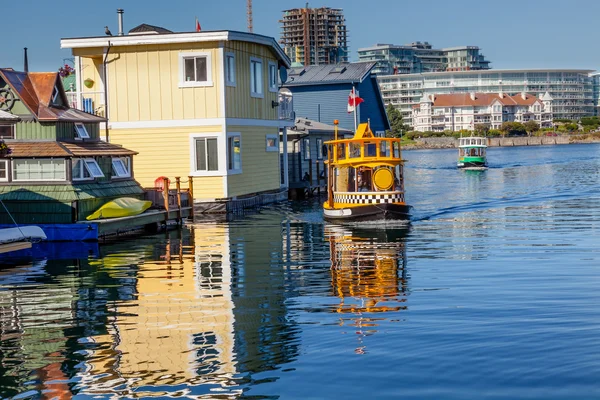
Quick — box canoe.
[86,197,152,221]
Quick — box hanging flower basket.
[0,140,12,157]
[59,64,74,78]
[84,78,95,89]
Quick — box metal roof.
[0,110,20,121]
[0,180,144,202]
[5,140,137,158]
[282,62,376,86]
[129,23,173,34]
[288,117,353,135]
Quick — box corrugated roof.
[4,141,137,158]
[0,69,105,123]
[289,117,353,135]
[283,62,376,86]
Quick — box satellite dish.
[279,66,288,85]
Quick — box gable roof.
[6,141,137,158]
[61,30,291,68]
[0,110,20,121]
[423,92,543,108]
[129,23,173,35]
[283,62,377,86]
[0,68,105,123]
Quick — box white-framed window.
[72,158,104,181]
[13,159,66,181]
[266,134,279,152]
[250,57,263,98]
[227,133,242,174]
[179,52,213,88]
[268,61,278,92]
[74,123,90,139]
[303,138,311,160]
[112,156,131,178]
[0,123,15,139]
[193,136,220,173]
[225,52,236,87]
[316,138,324,159]
[0,160,8,182]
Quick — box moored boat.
[457,136,488,170]
[323,121,410,222]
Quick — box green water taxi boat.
[457,136,488,170]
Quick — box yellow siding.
[224,42,279,120]
[103,43,223,123]
[110,126,224,199]
[227,125,281,197]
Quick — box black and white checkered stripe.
[334,192,404,204]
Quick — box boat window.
[393,142,400,158]
[357,167,372,191]
[349,142,361,158]
[336,143,345,160]
[365,142,377,157]
[380,141,390,157]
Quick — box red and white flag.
[195,17,201,32]
[347,87,364,113]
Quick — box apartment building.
[378,69,597,127]
[357,42,491,76]
[280,7,349,66]
[412,92,553,132]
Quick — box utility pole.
[247,0,253,33]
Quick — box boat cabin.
[458,137,487,158]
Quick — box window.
[112,157,131,178]
[316,138,324,159]
[13,159,66,181]
[72,158,104,180]
[0,123,15,139]
[52,86,60,105]
[179,52,213,87]
[268,61,278,92]
[225,52,236,86]
[250,57,263,97]
[266,134,279,152]
[195,137,219,172]
[74,123,90,139]
[0,160,7,182]
[227,134,241,173]
[303,138,311,160]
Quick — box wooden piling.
[316,161,321,196]
[175,177,182,224]
[162,177,169,225]
[188,176,194,219]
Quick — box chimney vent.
[117,9,124,36]
[23,47,29,73]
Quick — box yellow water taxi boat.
[86,197,152,220]
[323,121,410,222]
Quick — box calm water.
[2,144,600,399]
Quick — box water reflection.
[326,225,409,355]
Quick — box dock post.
[175,177,182,225]
[163,177,169,226]
[188,176,194,220]
[308,161,313,196]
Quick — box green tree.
[524,121,540,137]
[474,123,490,136]
[385,104,408,138]
[500,121,526,137]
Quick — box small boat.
[0,226,47,254]
[323,121,410,222]
[86,197,152,220]
[457,136,488,170]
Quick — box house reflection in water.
[326,226,409,354]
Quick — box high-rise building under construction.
[280,6,348,66]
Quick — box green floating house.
[0,68,145,240]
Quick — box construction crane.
[247,0,253,33]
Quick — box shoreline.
[402,136,600,150]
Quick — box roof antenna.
[24,48,29,73]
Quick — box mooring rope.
[0,198,26,240]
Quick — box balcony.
[278,89,296,125]
[66,91,106,117]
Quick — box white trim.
[12,159,67,182]
[179,52,213,88]
[72,158,93,181]
[224,51,236,87]
[226,132,242,175]
[0,160,8,182]
[74,122,90,139]
[111,157,131,178]
[268,61,278,93]
[189,132,227,177]
[265,133,279,152]
[60,31,291,68]
[84,158,105,178]
[250,57,264,98]
[109,117,286,129]
[218,46,227,121]
[75,56,82,109]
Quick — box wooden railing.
[144,176,194,221]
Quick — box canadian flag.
[347,87,364,113]
[195,17,201,32]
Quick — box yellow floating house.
[61,21,293,212]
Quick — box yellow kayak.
[86,197,152,220]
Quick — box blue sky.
[4,0,600,72]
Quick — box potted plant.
[0,140,12,157]
[84,78,94,89]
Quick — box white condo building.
[378,69,597,127]
[412,92,553,132]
